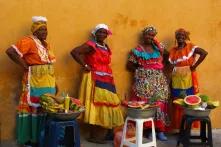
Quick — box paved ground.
[1,129,221,147]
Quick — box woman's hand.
[22,62,29,70]
[190,65,196,71]
[70,44,94,71]
[190,47,208,71]
[83,64,91,72]
[126,61,138,72]
[55,84,59,95]
[6,47,29,70]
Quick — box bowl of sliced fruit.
[40,94,85,120]
[127,101,158,119]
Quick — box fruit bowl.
[48,108,85,120]
[127,106,157,119]
[184,108,211,117]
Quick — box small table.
[177,115,213,147]
[120,116,157,147]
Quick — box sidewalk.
[81,129,221,147]
[1,129,221,147]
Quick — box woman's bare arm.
[6,47,29,70]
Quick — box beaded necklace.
[95,41,108,50]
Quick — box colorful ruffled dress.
[128,43,169,132]
[78,40,124,129]
[169,42,199,129]
[12,35,56,144]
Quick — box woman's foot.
[157,132,167,141]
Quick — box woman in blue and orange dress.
[71,24,124,143]
[6,16,56,146]
[169,28,208,131]
[127,26,170,141]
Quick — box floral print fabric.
[133,68,168,100]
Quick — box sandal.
[157,132,168,141]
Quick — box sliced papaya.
[173,99,185,106]
[207,101,220,109]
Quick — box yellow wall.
[1,0,221,140]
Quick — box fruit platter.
[40,94,85,120]
[122,100,158,119]
[173,94,219,117]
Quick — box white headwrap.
[31,16,47,33]
[32,16,47,23]
[91,23,112,36]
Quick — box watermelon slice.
[127,101,144,108]
[184,95,201,106]
[70,98,81,106]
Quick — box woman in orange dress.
[6,16,56,147]
[169,28,208,131]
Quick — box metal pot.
[127,107,157,119]
[48,109,85,120]
[184,108,211,117]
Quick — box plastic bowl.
[127,107,157,119]
[184,108,211,117]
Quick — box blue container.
[41,120,81,147]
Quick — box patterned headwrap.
[31,16,47,33]
[91,23,112,36]
[142,25,157,36]
[175,28,190,40]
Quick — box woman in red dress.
[71,24,124,143]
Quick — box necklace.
[96,42,108,50]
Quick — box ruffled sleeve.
[12,37,33,57]
[169,43,197,65]
[86,40,96,49]
[128,49,138,64]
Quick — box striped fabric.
[79,72,124,128]
[28,65,56,107]
[95,80,116,93]
[171,66,194,97]
[17,64,56,144]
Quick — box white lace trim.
[95,71,112,77]
[169,46,198,64]
[31,36,51,63]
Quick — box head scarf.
[31,16,47,33]
[91,23,112,36]
[142,25,157,36]
[175,28,190,40]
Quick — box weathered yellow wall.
[1,0,221,140]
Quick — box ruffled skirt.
[79,72,124,129]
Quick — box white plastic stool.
[120,117,157,147]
